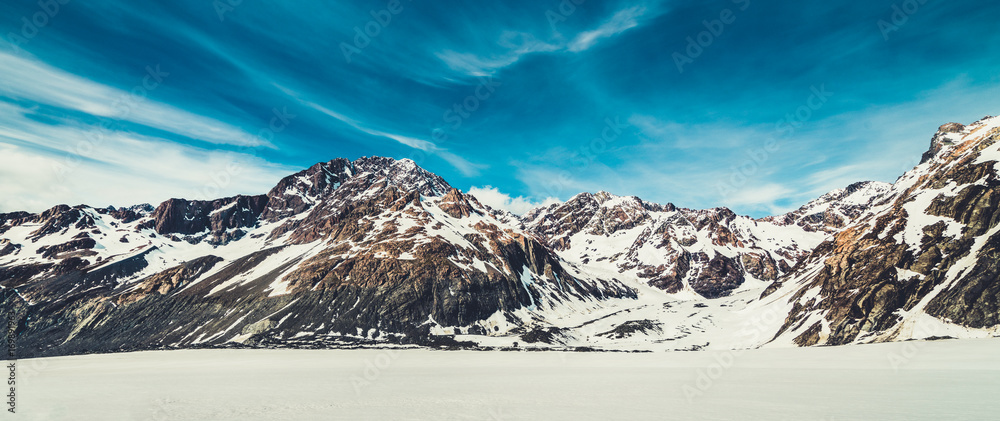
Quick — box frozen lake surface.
[15,339,1000,420]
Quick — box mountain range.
[3,115,999,357]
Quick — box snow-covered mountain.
[762,116,1000,346]
[521,192,825,299]
[761,180,894,233]
[1,157,636,356]
[3,116,1000,357]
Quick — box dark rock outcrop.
[691,253,744,298]
[150,195,268,244]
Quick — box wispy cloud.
[303,100,484,176]
[630,114,755,150]
[436,4,660,77]
[569,6,648,52]
[437,33,559,77]
[0,102,295,212]
[0,50,266,147]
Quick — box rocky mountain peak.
[89,203,155,225]
[919,116,997,164]
[938,122,966,133]
[592,190,616,204]
[350,156,451,196]
[262,156,451,222]
[262,158,353,221]
[922,122,968,163]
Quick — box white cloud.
[569,6,647,52]
[717,183,798,216]
[436,33,559,77]
[436,51,523,78]
[0,50,266,147]
[0,103,296,213]
[0,142,294,213]
[466,185,560,215]
[437,5,660,77]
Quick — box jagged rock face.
[263,157,452,222]
[921,122,966,163]
[253,184,636,331]
[0,204,153,284]
[147,195,268,244]
[0,211,33,235]
[768,115,1000,346]
[264,157,454,244]
[522,192,822,298]
[521,192,667,249]
[924,230,1000,327]
[438,188,482,219]
[762,181,894,233]
[689,253,744,298]
[37,236,97,259]
[17,205,98,240]
[0,239,19,257]
[261,158,354,221]
[741,252,781,282]
[99,203,154,224]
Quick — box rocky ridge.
[762,116,1000,346]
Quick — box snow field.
[15,338,1000,421]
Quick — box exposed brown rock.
[151,195,268,244]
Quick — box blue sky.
[1,0,999,216]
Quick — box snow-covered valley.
[16,338,1000,420]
